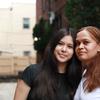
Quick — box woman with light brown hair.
[74,26,100,100]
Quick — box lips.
[58,52,68,58]
[59,54,67,58]
[77,51,86,55]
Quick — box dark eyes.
[76,41,80,46]
[68,45,73,48]
[76,41,90,46]
[58,42,73,48]
[58,42,63,45]
[83,41,89,44]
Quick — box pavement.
[0,82,17,100]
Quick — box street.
[0,82,17,100]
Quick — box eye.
[58,41,63,45]
[83,41,89,45]
[76,41,80,46]
[68,45,73,48]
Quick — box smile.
[59,54,67,58]
[78,52,86,55]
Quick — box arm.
[14,79,30,100]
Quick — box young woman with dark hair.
[14,28,82,100]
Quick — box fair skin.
[14,80,30,100]
[14,35,74,100]
[75,30,100,65]
[54,35,74,73]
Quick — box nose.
[78,43,84,49]
[61,45,67,52]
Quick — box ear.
[97,50,100,53]
[97,43,100,53]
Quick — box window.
[42,0,50,12]
[42,0,46,11]
[53,15,62,29]
[0,51,2,56]
[23,51,30,56]
[23,18,30,29]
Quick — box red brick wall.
[53,0,66,12]
[36,0,42,22]
[36,0,67,28]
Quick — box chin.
[79,58,88,62]
[57,59,67,63]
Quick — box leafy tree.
[33,18,53,62]
[65,0,100,29]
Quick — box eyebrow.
[67,43,74,46]
[76,38,90,41]
[60,40,73,45]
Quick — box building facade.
[36,0,67,30]
[0,2,36,57]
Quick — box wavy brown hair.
[79,26,100,92]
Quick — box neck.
[83,55,98,67]
[58,63,67,73]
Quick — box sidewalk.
[0,82,17,100]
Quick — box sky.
[0,0,36,8]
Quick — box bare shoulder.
[14,79,30,100]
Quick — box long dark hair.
[32,28,82,99]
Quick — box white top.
[74,78,100,100]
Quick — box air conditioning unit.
[48,11,55,24]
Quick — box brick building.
[36,0,68,31]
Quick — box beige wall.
[0,55,36,75]
[0,3,36,57]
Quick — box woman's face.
[75,30,100,64]
[54,35,74,65]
